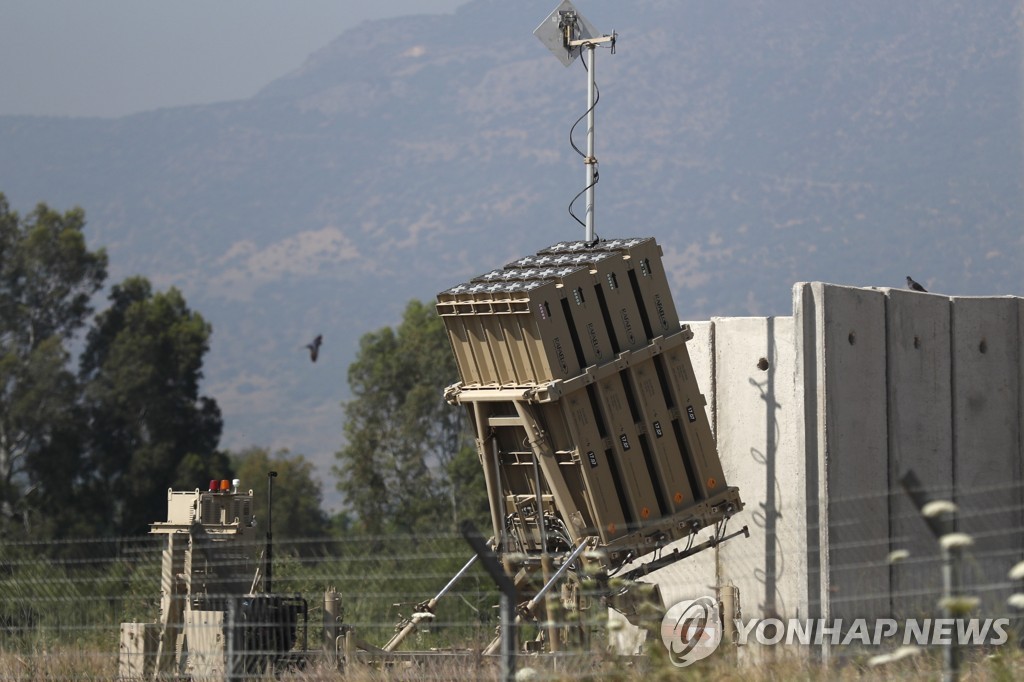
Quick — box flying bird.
[906,276,927,293]
[305,334,323,362]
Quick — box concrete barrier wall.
[1020,298,1024,552]
[643,282,1024,629]
[714,316,808,622]
[884,288,953,618]
[950,297,1022,613]
[813,283,891,622]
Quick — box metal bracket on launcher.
[618,524,750,582]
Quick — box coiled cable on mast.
[567,39,614,246]
[568,45,599,241]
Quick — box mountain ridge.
[2,0,1021,510]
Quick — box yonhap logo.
[658,601,1013,667]
[660,596,722,667]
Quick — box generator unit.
[437,238,744,612]
[118,482,306,681]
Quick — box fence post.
[899,469,961,682]
[460,521,516,682]
[323,588,342,668]
[226,597,238,682]
[940,543,963,682]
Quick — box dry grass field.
[1,643,1022,681]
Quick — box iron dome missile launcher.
[437,237,746,646]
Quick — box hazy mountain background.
[2,0,1021,512]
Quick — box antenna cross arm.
[567,34,615,48]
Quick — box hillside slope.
[1,0,1021,508]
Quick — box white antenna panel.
[533,0,601,67]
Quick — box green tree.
[231,446,330,553]
[446,443,491,534]
[334,300,485,535]
[0,195,107,537]
[79,276,223,535]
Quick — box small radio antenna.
[535,1,616,246]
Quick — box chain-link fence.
[1,483,1023,681]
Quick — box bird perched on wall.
[305,334,323,362]
[906,276,927,293]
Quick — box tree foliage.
[0,196,106,535]
[231,446,330,552]
[79,276,224,535]
[334,300,486,535]
[0,193,225,539]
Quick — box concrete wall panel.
[793,283,824,622]
[950,297,1022,614]
[816,283,890,621]
[884,288,954,617]
[1020,298,1024,553]
[636,285,1022,643]
[713,316,807,621]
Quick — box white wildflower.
[922,500,957,518]
[868,645,922,667]
[939,532,974,551]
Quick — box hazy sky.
[1,0,468,118]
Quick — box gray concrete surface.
[645,282,1023,629]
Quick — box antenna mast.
[535,1,616,245]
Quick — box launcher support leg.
[542,554,559,652]
[473,403,505,544]
[382,554,479,652]
[482,539,594,654]
[513,401,580,544]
